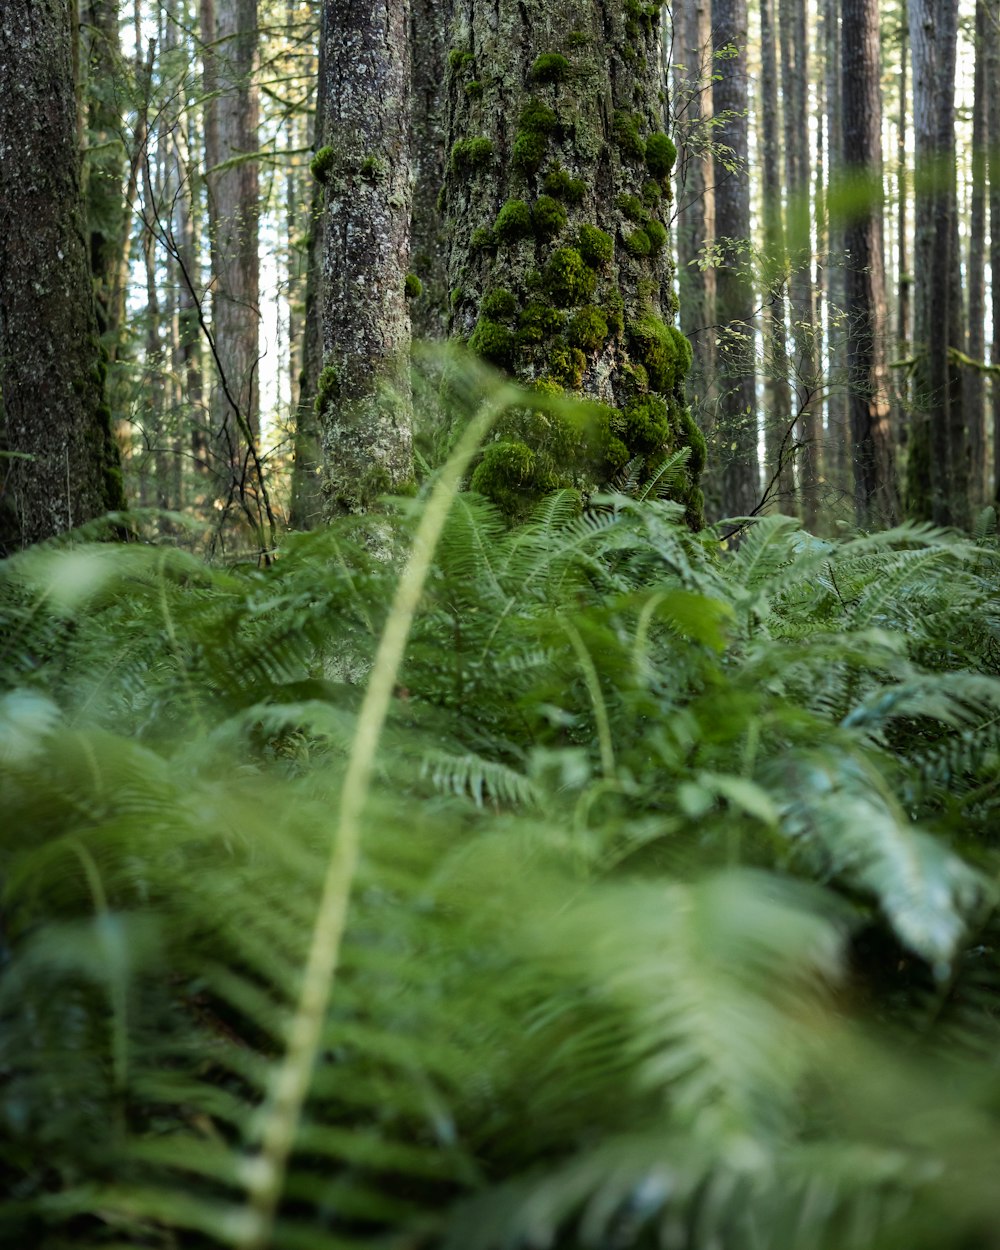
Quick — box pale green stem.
[235,383,518,1250]
[561,616,615,781]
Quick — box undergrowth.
[2,375,1000,1249]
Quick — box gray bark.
[989,0,1000,505]
[967,0,987,507]
[841,0,899,525]
[0,0,126,550]
[318,0,414,516]
[712,0,759,516]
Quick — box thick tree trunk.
[712,0,758,517]
[841,0,899,526]
[201,0,261,478]
[989,0,1000,505]
[760,0,794,512]
[0,0,126,550]
[438,0,703,526]
[317,0,414,516]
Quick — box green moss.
[576,224,614,268]
[532,195,567,238]
[636,277,659,306]
[310,145,335,183]
[465,80,484,99]
[645,219,667,253]
[450,137,494,174]
[567,305,609,352]
[567,30,591,47]
[624,0,643,17]
[543,165,587,203]
[627,315,692,393]
[470,226,497,251]
[624,228,652,257]
[315,364,340,414]
[520,98,558,134]
[614,111,646,160]
[481,288,518,320]
[616,193,649,224]
[359,155,384,180]
[681,406,707,476]
[547,341,588,389]
[494,198,534,243]
[645,132,677,179]
[517,300,564,344]
[471,441,539,516]
[623,393,670,453]
[448,48,475,71]
[605,435,631,474]
[642,179,663,206]
[450,287,464,309]
[545,247,598,306]
[531,52,571,83]
[512,130,548,175]
[469,318,515,367]
[604,290,625,337]
[404,274,423,299]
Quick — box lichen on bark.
[0,0,126,550]
[437,0,702,526]
[317,0,415,517]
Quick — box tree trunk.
[0,0,126,550]
[436,1,703,526]
[317,0,414,516]
[907,0,964,525]
[760,0,794,512]
[841,0,899,525]
[712,0,758,517]
[967,0,988,509]
[672,0,716,502]
[201,0,261,481]
[989,0,1000,505]
[780,0,820,528]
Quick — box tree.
[0,0,126,549]
[967,0,988,507]
[315,0,414,516]
[201,0,261,485]
[406,0,702,525]
[841,0,900,524]
[712,0,758,517]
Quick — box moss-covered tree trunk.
[438,0,704,526]
[315,0,414,517]
[0,0,126,550]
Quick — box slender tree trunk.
[672,0,716,498]
[0,0,126,549]
[201,0,261,483]
[989,0,1000,505]
[841,0,899,525]
[907,0,964,525]
[896,4,911,359]
[317,0,414,516]
[711,0,758,516]
[780,0,820,528]
[967,0,988,509]
[822,0,849,506]
[759,0,794,512]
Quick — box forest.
[2,1,1000,1247]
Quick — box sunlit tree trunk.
[0,0,126,549]
[841,0,899,525]
[760,0,794,512]
[201,0,261,479]
[967,0,988,508]
[712,0,758,516]
[317,0,414,516]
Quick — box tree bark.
[436,0,703,526]
[0,0,126,550]
[201,0,261,478]
[317,0,414,516]
[989,0,1000,506]
[967,0,988,509]
[760,0,794,512]
[841,0,900,525]
[712,0,758,516]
